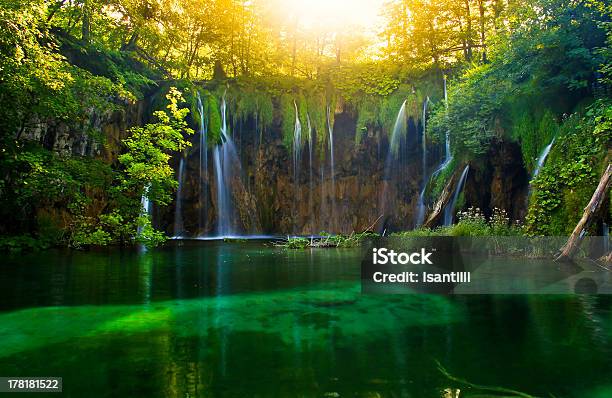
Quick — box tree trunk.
[556,164,612,262]
[81,0,91,44]
[46,0,68,23]
[464,0,473,62]
[478,0,487,63]
[423,168,461,228]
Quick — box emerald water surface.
[1,241,611,397]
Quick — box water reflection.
[0,243,611,397]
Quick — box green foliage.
[0,141,120,249]
[394,208,522,238]
[0,0,131,140]
[119,87,194,205]
[134,216,167,247]
[58,35,158,99]
[353,84,424,147]
[228,81,274,133]
[283,237,310,249]
[301,90,328,155]
[428,0,607,160]
[0,88,194,251]
[427,158,457,204]
[280,94,296,150]
[0,234,54,253]
[525,102,611,235]
[510,109,559,172]
[280,232,376,249]
[330,63,400,100]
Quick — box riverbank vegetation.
[0,0,610,251]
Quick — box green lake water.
[0,241,611,397]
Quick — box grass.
[277,232,378,249]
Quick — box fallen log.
[423,166,461,228]
[555,163,612,262]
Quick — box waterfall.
[173,157,186,237]
[387,99,408,159]
[431,77,453,179]
[421,97,430,182]
[293,101,302,184]
[443,165,469,226]
[197,92,208,233]
[327,105,336,230]
[307,113,314,232]
[292,101,302,233]
[212,93,239,237]
[532,137,555,179]
[380,99,409,229]
[415,97,430,226]
[137,185,151,236]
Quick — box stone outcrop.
[19,98,146,161]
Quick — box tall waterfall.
[380,100,409,228]
[415,97,430,226]
[431,77,453,179]
[292,101,302,232]
[532,137,555,179]
[307,113,314,231]
[212,93,239,237]
[443,165,469,226]
[197,92,208,233]
[327,105,336,230]
[173,157,186,237]
[293,101,302,184]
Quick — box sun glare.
[279,0,383,34]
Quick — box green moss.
[279,94,296,150]
[427,158,457,204]
[305,91,327,152]
[205,93,222,145]
[525,102,611,236]
[510,107,559,172]
[258,95,274,134]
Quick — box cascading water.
[212,93,239,237]
[386,99,408,161]
[173,157,186,237]
[293,101,302,185]
[443,165,469,226]
[415,97,430,226]
[292,101,302,233]
[307,113,314,232]
[326,105,336,230]
[532,137,555,180]
[431,77,453,179]
[380,99,408,222]
[137,185,151,236]
[197,92,208,233]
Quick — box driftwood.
[556,164,612,262]
[364,214,383,233]
[423,167,461,228]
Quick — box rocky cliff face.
[161,106,444,236]
[19,98,146,161]
[161,107,530,236]
[463,140,530,222]
[19,89,529,236]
